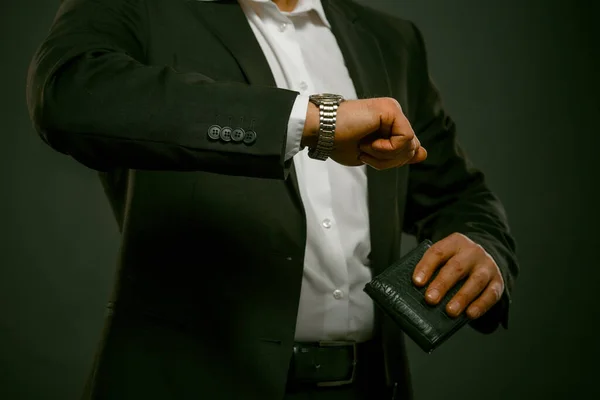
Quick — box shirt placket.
[263,3,352,338]
[266,13,313,95]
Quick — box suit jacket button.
[243,130,257,145]
[207,125,221,140]
[220,126,233,142]
[231,128,245,142]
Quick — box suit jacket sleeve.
[26,0,298,178]
[402,23,519,333]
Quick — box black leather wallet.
[364,240,469,353]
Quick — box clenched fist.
[302,97,427,169]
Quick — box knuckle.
[430,246,445,259]
[473,246,496,268]
[404,131,415,141]
[490,280,504,300]
[465,245,483,259]
[381,108,395,124]
[385,97,402,110]
[471,268,491,285]
[482,250,495,264]
[472,242,486,254]
[450,232,466,242]
[490,289,502,302]
[446,258,466,276]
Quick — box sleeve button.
[207,125,221,140]
[231,128,246,142]
[220,126,233,142]
[243,130,257,145]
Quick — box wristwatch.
[307,93,345,161]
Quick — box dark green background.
[1,0,598,399]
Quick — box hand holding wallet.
[363,240,469,353]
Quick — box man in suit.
[26,0,519,399]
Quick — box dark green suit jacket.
[26,0,519,399]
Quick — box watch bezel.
[309,93,345,105]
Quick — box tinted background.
[1,0,598,399]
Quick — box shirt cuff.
[284,94,309,161]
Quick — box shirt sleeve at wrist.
[284,94,310,161]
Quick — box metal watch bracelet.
[307,94,344,161]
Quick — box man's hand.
[302,97,427,169]
[412,233,505,319]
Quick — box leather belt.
[287,340,377,388]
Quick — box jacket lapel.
[186,0,276,87]
[323,0,398,273]
[322,0,393,99]
[187,0,305,210]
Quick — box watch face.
[310,93,345,104]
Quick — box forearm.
[403,22,518,331]
[28,51,296,175]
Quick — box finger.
[360,135,419,165]
[445,263,495,317]
[424,249,480,306]
[406,146,427,164]
[359,142,404,161]
[412,235,461,287]
[358,152,405,170]
[375,98,402,137]
[466,277,505,319]
[369,130,416,153]
[368,106,415,153]
[402,134,426,164]
[388,107,413,138]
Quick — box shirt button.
[321,218,332,229]
[278,22,288,32]
[299,81,308,92]
[333,289,344,300]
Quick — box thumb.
[370,134,412,152]
[368,137,395,152]
[407,147,428,164]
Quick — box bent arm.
[26,0,299,178]
[403,23,519,333]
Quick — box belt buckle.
[315,340,357,387]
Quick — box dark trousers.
[82,312,395,400]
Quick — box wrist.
[301,101,319,149]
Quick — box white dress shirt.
[198,0,375,342]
